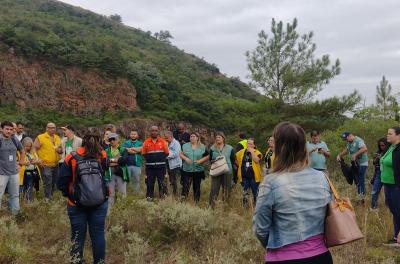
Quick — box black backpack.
[70,152,108,207]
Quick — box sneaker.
[383,238,400,247]
[146,197,153,202]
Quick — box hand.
[351,154,357,161]
[318,148,324,154]
[185,158,192,164]
[336,155,341,162]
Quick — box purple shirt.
[266,234,328,262]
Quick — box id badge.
[9,155,14,162]
[246,162,250,168]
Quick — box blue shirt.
[307,141,330,170]
[253,167,332,249]
[167,139,182,170]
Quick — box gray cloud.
[61,0,400,104]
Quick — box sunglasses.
[109,138,117,141]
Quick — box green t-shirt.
[380,144,395,184]
[346,136,368,165]
[65,139,73,156]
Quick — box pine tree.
[246,18,340,104]
[376,75,396,120]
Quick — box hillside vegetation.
[0,0,360,137]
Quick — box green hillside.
[0,0,258,123]
[0,0,359,138]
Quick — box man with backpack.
[57,133,109,264]
[0,121,25,215]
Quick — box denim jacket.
[253,167,332,249]
[167,139,182,170]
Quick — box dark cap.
[341,131,351,140]
[61,125,75,132]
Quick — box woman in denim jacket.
[253,122,332,264]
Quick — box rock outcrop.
[0,50,137,114]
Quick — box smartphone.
[318,148,322,151]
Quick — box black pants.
[182,171,204,203]
[145,167,167,198]
[266,251,333,264]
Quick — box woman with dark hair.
[370,138,389,210]
[253,122,332,264]
[381,127,400,246]
[58,133,109,264]
[209,131,235,208]
[180,132,209,203]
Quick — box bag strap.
[323,173,340,201]
[71,151,83,162]
[323,173,355,211]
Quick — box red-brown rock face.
[0,51,137,114]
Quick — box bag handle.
[323,173,340,201]
[323,173,354,212]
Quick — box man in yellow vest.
[34,122,62,200]
[235,138,262,208]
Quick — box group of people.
[2,119,400,264]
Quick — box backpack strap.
[70,151,83,162]
[0,136,19,149]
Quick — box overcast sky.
[60,0,400,104]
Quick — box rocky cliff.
[0,49,137,114]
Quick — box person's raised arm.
[336,147,348,162]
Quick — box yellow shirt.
[36,132,61,167]
[236,148,263,183]
[18,151,41,185]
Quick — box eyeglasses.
[109,138,117,141]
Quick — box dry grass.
[1,170,400,264]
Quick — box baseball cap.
[61,125,75,132]
[341,132,351,140]
[108,133,119,140]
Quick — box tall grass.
[1,119,400,263]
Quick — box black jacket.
[391,144,400,186]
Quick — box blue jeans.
[22,171,35,202]
[67,201,108,264]
[242,177,259,203]
[371,170,383,208]
[0,174,20,214]
[384,184,400,239]
[357,166,367,196]
[127,166,141,194]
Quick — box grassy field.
[1,166,400,264]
